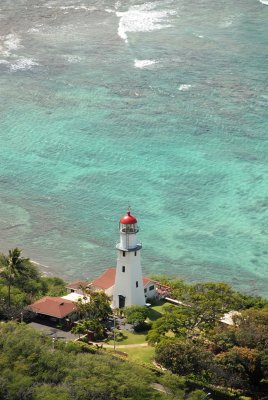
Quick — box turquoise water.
[0,0,268,296]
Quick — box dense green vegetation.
[124,305,150,331]
[0,248,67,320]
[148,275,268,399]
[0,322,211,400]
[1,251,268,399]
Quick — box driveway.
[28,321,80,341]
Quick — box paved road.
[29,322,149,347]
[28,322,80,341]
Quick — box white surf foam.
[193,33,204,39]
[0,33,23,57]
[10,58,39,71]
[27,28,40,33]
[0,59,9,65]
[178,84,192,91]
[259,0,268,4]
[220,18,233,28]
[4,33,22,51]
[59,5,93,11]
[116,2,176,43]
[63,54,82,63]
[134,59,157,68]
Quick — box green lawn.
[105,302,166,346]
[147,301,166,322]
[118,346,155,364]
[106,330,147,345]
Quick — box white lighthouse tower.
[112,210,145,308]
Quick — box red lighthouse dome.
[119,211,139,234]
[120,211,137,225]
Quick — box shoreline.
[0,242,267,298]
[30,258,268,300]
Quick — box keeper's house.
[27,296,77,323]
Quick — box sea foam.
[134,59,157,68]
[63,55,82,63]
[0,33,22,57]
[10,58,39,71]
[178,84,192,91]
[59,5,93,11]
[259,0,268,4]
[116,2,176,43]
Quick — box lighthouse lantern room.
[112,211,145,308]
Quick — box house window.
[134,251,137,256]
[136,281,139,288]
[122,266,125,273]
[149,285,154,291]
[123,251,126,257]
[144,288,147,293]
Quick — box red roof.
[66,280,89,290]
[90,268,116,290]
[28,297,77,319]
[120,211,137,225]
[143,276,154,286]
[90,268,154,290]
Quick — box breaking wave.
[116,2,176,43]
[134,59,157,68]
[0,33,22,57]
[10,58,39,71]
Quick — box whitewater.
[0,0,268,296]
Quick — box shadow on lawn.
[147,308,162,321]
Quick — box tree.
[32,385,71,400]
[159,372,185,399]
[76,290,112,321]
[233,309,268,350]
[187,390,210,400]
[0,248,30,307]
[71,319,106,341]
[215,346,262,389]
[42,276,67,297]
[146,306,188,345]
[155,338,213,377]
[124,305,149,329]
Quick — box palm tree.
[0,248,29,307]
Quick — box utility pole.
[113,315,116,351]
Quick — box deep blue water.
[0,0,268,296]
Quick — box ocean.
[0,0,268,296]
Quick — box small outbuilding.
[66,280,89,294]
[27,296,77,323]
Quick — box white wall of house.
[144,282,157,299]
[105,286,114,298]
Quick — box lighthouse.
[112,210,146,308]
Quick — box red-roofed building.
[66,280,89,294]
[87,268,157,301]
[27,296,77,322]
[89,268,116,297]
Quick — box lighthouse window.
[136,281,139,288]
[123,251,126,257]
[144,288,147,293]
[122,266,125,273]
[134,251,137,256]
[149,285,154,291]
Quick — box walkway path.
[92,342,148,348]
